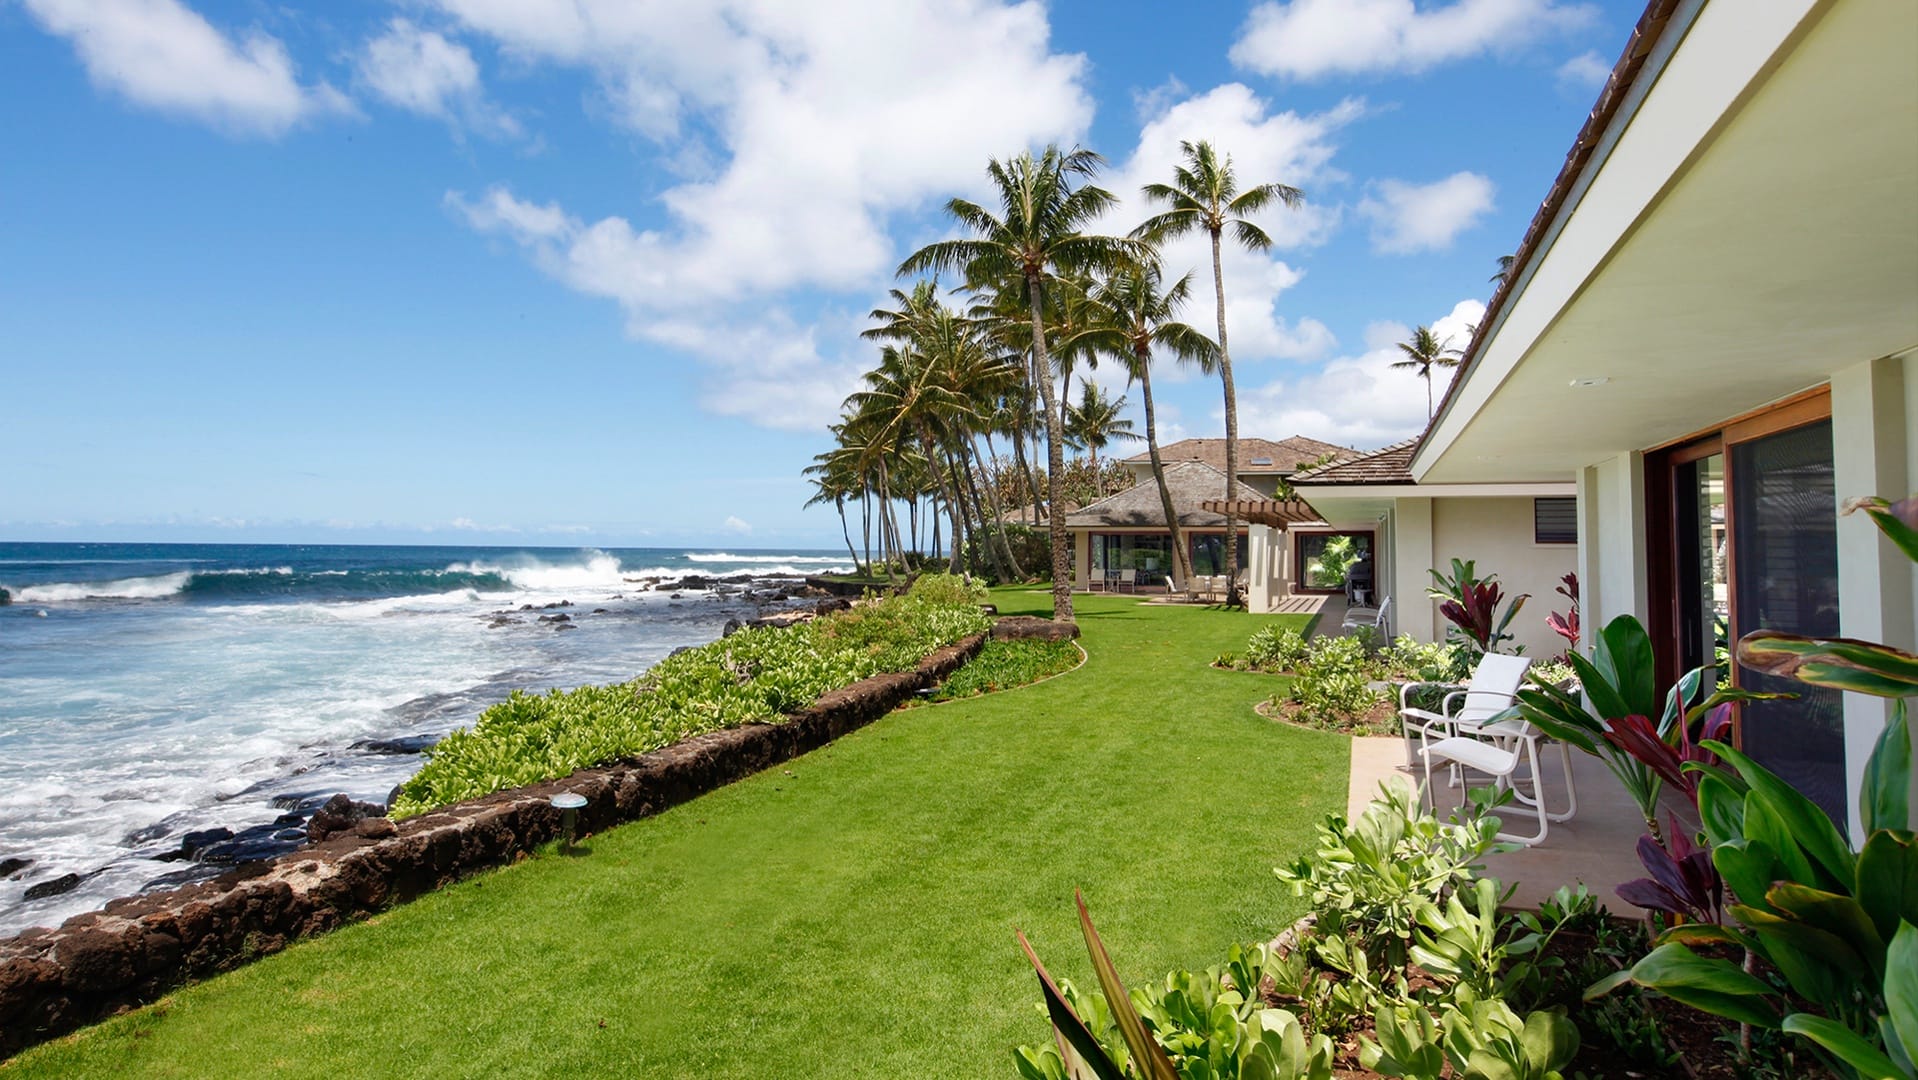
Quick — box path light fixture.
[550,792,588,852]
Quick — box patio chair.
[1340,595,1392,636]
[1419,716,1577,847]
[1398,652,1531,759]
[1117,568,1137,593]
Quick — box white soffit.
[1419,0,1918,483]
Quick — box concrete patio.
[1347,735,1649,912]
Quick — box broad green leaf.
[1583,967,1635,1000]
[1743,792,1822,897]
[1765,883,1886,980]
[1624,942,1777,1009]
[1781,1013,1906,1080]
[1866,702,1912,834]
[1848,494,1918,565]
[1857,831,1918,945]
[1738,631,1918,698]
[1656,922,1756,950]
[1076,893,1179,1080]
[1017,931,1128,1080]
[1733,903,1862,1005]
[1462,1048,1520,1080]
[1888,922,1918,1077]
[1714,838,1782,912]
[1696,773,1746,851]
[1708,739,1855,890]
[1598,614,1658,719]
[1519,1009,1579,1071]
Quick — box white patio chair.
[1420,716,1578,847]
[1341,595,1392,636]
[1397,651,1531,778]
[1117,568,1137,593]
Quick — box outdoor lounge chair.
[1117,568,1137,593]
[1340,595,1391,635]
[1397,652,1531,757]
[1419,716,1577,846]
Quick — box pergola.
[1198,498,1327,611]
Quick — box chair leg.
[1492,741,1550,847]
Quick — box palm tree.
[803,441,864,572]
[1136,140,1302,608]
[1063,382,1139,472]
[1490,253,1516,285]
[1392,324,1463,423]
[900,147,1144,620]
[1057,260,1218,594]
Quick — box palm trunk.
[1425,371,1434,423]
[1137,345,1193,594]
[1026,270,1074,621]
[1210,228,1243,608]
[974,434,1025,579]
[836,498,859,571]
[925,434,966,576]
[861,490,873,575]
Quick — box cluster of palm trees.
[804,141,1302,621]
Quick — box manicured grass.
[5,591,1346,1079]
[917,637,1082,703]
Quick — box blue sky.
[1,0,1642,548]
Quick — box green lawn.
[6,591,1346,1079]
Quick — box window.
[1534,497,1577,544]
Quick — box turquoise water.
[0,542,850,933]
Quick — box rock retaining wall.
[0,631,987,1059]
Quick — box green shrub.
[927,638,1078,702]
[1288,634,1384,726]
[391,576,991,817]
[1244,625,1309,671]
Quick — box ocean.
[0,542,853,935]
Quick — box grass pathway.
[6,591,1346,1079]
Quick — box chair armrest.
[1398,681,1463,709]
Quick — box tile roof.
[1122,435,1354,473]
[1288,438,1420,486]
[1064,461,1269,529]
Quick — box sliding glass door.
[1650,396,1842,821]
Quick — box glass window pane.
[1730,419,1843,824]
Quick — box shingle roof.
[1288,438,1419,486]
[1122,435,1354,474]
[1064,461,1269,529]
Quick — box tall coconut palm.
[1136,140,1302,608]
[900,147,1144,620]
[804,440,864,572]
[1063,382,1139,472]
[1393,324,1463,423]
[1490,253,1516,285]
[1058,260,1218,594]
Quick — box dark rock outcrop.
[1,859,33,880]
[349,735,438,756]
[990,616,1080,642]
[0,631,985,1060]
[303,796,386,844]
[22,875,81,902]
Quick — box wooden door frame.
[1290,529,1377,595]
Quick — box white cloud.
[434,0,1095,430]
[722,515,752,534]
[1231,0,1597,81]
[1237,299,1483,446]
[356,18,519,139]
[1556,50,1612,93]
[21,0,348,136]
[448,516,518,532]
[1358,172,1495,254]
[1100,84,1360,365]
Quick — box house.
[1067,437,1348,597]
[1360,0,1916,835]
[1289,440,1579,659]
[1119,436,1353,496]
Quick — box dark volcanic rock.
[23,874,82,901]
[304,794,387,844]
[353,818,397,840]
[485,617,517,629]
[141,866,224,893]
[722,619,743,637]
[0,858,31,880]
[991,616,1080,642]
[196,823,304,865]
[537,613,571,623]
[349,735,439,755]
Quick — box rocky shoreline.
[0,572,839,936]
[0,625,1011,1060]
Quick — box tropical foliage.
[1391,325,1463,422]
[391,575,990,817]
[1426,558,1529,658]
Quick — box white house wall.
[1429,497,1578,659]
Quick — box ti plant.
[1014,893,1335,1080]
[1427,558,1530,657]
[1506,614,1778,845]
[1545,573,1579,655]
[1590,493,1918,1080]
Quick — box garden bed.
[1256,695,1400,737]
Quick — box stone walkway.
[1347,735,1649,912]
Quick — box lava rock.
[485,617,517,629]
[541,600,573,609]
[0,858,31,879]
[23,874,82,901]
[722,619,744,637]
[536,613,571,623]
[990,616,1080,642]
[349,735,439,755]
[196,822,302,865]
[305,794,387,844]
[140,866,224,892]
[353,818,397,840]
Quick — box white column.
[1248,525,1273,612]
[1830,354,1915,841]
[1394,498,1436,642]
